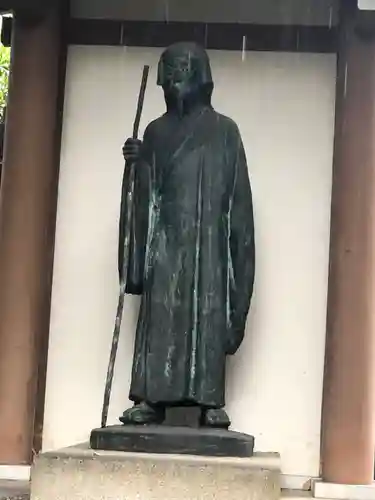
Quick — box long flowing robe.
[119,105,255,408]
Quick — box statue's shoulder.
[143,114,168,141]
[211,110,241,136]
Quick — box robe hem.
[129,393,225,409]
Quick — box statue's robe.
[119,105,255,408]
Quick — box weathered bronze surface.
[92,42,255,457]
[119,42,255,430]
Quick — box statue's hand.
[122,138,142,163]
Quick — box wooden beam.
[69,19,338,53]
[320,0,375,485]
[0,0,51,14]
[2,17,338,53]
[0,0,68,464]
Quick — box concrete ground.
[0,480,29,500]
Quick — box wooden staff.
[101,65,149,428]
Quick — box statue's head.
[157,42,213,114]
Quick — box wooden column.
[321,0,375,485]
[0,4,66,465]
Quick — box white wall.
[71,0,338,26]
[43,46,336,477]
[358,0,375,9]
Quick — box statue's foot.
[119,402,165,425]
[200,408,231,430]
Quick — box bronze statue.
[119,42,255,430]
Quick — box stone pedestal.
[90,425,255,458]
[30,444,281,500]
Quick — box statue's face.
[158,43,213,115]
[162,53,199,102]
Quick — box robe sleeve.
[118,127,152,295]
[227,126,255,355]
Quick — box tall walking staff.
[101,65,150,429]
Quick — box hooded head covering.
[157,42,213,87]
[157,42,213,113]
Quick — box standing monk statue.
[119,42,255,430]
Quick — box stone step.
[30,443,281,500]
[0,480,29,500]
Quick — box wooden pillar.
[0,4,67,465]
[321,0,375,485]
